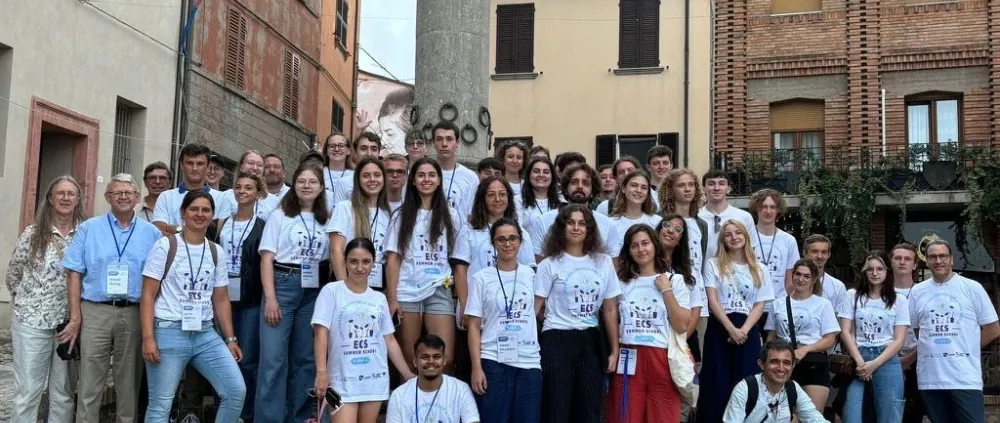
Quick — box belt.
[274,262,301,273]
[96,299,139,307]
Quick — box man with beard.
[263,153,290,200]
[137,162,171,221]
[528,163,615,263]
[387,334,479,423]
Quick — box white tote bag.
[668,327,699,407]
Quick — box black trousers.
[540,328,604,423]
[903,366,927,423]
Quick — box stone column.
[414,0,491,164]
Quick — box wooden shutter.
[283,51,301,120]
[225,9,247,88]
[514,4,534,73]
[657,132,679,164]
[770,101,825,132]
[496,6,515,73]
[596,134,618,167]
[772,0,821,14]
[638,0,660,67]
[619,0,639,68]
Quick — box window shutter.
[225,9,247,88]
[496,6,515,73]
[514,4,534,73]
[770,101,825,132]
[282,51,300,120]
[596,134,618,167]
[773,0,821,14]
[619,0,639,68]
[657,132,679,164]
[638,0,660,67]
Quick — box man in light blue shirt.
[60,174,161,423]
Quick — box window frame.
[331,99,345,134]
[495,3,535,75]
[771,130,825,171]
[335,0,349,52]
[618,0,661,70]
[904,94,963,148]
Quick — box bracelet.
[659,287,672,294]
[225,336,238,344]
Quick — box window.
[907,95,961,165]
[772,0,821,14]
[496,4,535,74]
[335,0,349,51]
[112,98,147,177]
[770,100,824,171]
[0,44,11,176]
[619,0,660,69]
[282,51,301,120]
[595,133,678,167]
[331,99,345,133]
[224,8,248,89]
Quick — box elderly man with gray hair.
[60,173,162,423]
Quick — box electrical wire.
[84,1,180,54]
[357,44,405,82]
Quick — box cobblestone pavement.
[1,329,14,422]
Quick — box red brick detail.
[871,211,887,252]
[989,0,1000,145]
[713,0,749,157]
[845,0,882,150]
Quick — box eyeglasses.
[328,144,349,151]
[106,191,135,199]
[926,254,950,262]
[494,235,521,246]
[405,141,426,148]
[295,179,320,186]
[144,175,169,182]
[385,169,407,177]
[864,268,886,274]
[486,192,508,200]
[52,191,79,199]
[664,225,684,234]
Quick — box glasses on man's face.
[494,235,521,246]
[385,169,407,177]
[106,191,134,199]
[927,254,951,263]
[145,175,169,182]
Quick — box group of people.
[5,119,1000,423]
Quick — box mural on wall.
[356,71,415,155]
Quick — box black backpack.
[742,374,797,420]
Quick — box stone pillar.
[414,0,491,164]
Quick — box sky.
[358,0,417,83]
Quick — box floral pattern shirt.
[6,224,76,330]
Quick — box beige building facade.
[488,0,712,172]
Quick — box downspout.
[350,2,361,142]
[170,0,191,184]
[682,0,691,167]
[881,88,887,158]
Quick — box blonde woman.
[695,219,774,423]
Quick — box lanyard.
[495,265,519,319]
[327,168,346,193]
[106,214,136,262]
[620,349,631,421]
[229,216,255,268]
[143,209,151,221]
[445,169,457,203]
[756,229,776,266]
[414,383,442,423]
[182,236,207,289]
[299,214,317,258]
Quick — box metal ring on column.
[409,105,421,126]
[479,106,492,128]
[461,124,478,145]
[439,103,458,122]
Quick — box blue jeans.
[474,359,542,423]
[255,270,319,423]
[921,389,985,423]
[233,305,260,420]
[843,346,904,423]
[145,320,246,423]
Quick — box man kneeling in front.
[388,334,480,423]
[724,339,830,423]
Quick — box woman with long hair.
[328,157,391,289]
[211,172,267,421]
[607,224,690,423]
[534,204,621,423]
[466,218,542,423]
[385,157,462,369]
[311,237,415,423]
[518,157,561,235]
[7,176,85,422]
[656,215,703,365]
[456,176,535,281]
[496,141,528,197]
[765,258,840,414]
[608,171,661,257]
[840,251,909,422]
[696,219,774,423]
[256,162,332,422]
[140,190,246,421]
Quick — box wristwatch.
[225,336,238,344]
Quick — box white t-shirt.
[534,253,621,331]
[386,376,480,423]
[895,286,919,353]
[384,208,462,303]
[389,199,404,214]
[218,216,257,276]
[509,181,522,198]
[441,164,479,223]
[723,374,828,423]
[323,167,354,214]
[751,229,800,312]
[271,184,291,202]
[697,204,755,260]
[216,189,281,221]
[607,214,663,257]
[820,273,848,314]
[909,274,999,390]
[326,200,391,288]
[839,290,910,348]
[528,207,616,257]
[595,190,660,216]
[618,274,690,348]
[327,176,354,212]
[258,209,330,264]
[683,216,710,318]
[765,295,839,346]
[152,187,226,226]
[465,265,541,369]
[311,282,395,402]
[703,258,775,315]
[453,223,535,279]
[518,198,556,236]
[142,235,229,322]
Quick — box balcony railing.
[711,142,1000,196]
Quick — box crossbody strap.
[786,296,798,350]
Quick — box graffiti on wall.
[356,72,414,155]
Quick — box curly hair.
[749,188,787,216]
[658,169,703,217]
[542,204,606,258]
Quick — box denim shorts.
[400,286,454,315]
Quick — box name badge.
[228,274,241,302]
[106,263,130,297]
[616,348,638,376]
[368,264,384,289]
[182,303,202,331]
[497,333,519,363]
[301,261,319,288]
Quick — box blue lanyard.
[620,349,631,421]
[106,214,136,262]
[756,229,776,266]
[327,168,346,193]
[414,383,441,423]
[299,214,317,258]
[446,169,457,203]
[495,265,519,319]
[182,236,207,289]
[229,216,254,269]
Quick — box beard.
[568,191,590,204]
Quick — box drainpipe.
[881,88,887,158]
[169,0,190,184]
[350,2,361,141]
[682,0,691,167]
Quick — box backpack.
[160,234,219,284]
[742,374,797,420]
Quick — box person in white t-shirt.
[312,238,415,423]
[256,162,333,423]
[645,145,673,194]
[432,122,479,222]
[607,224,691,423]
[328,132,384,212]
[383,154,408,213]
[699,219,774,423]
[518,157,562,237]
[216,150,280,221]
[698,170,755,260]
[385,158,463,371]
[765,259,840,413]
[838,251,910,423]
[138,190,246,422]
[152,143,227,236]
[909,240,1000,423]
[529,163,616,263]
[263,154,291,201]
[496,141,527,198]
[607,171,662,257]
[749,189,801,338]
[722,339,830,423]
[801,234,848,316]
[322,133,356,215]
[657,215,705,365]
[595,156,640,216]
[889,242,925,422]
[534,204,621,423]
[466,218,541,423]
[327,158,392,291]
[387,334,480,423]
